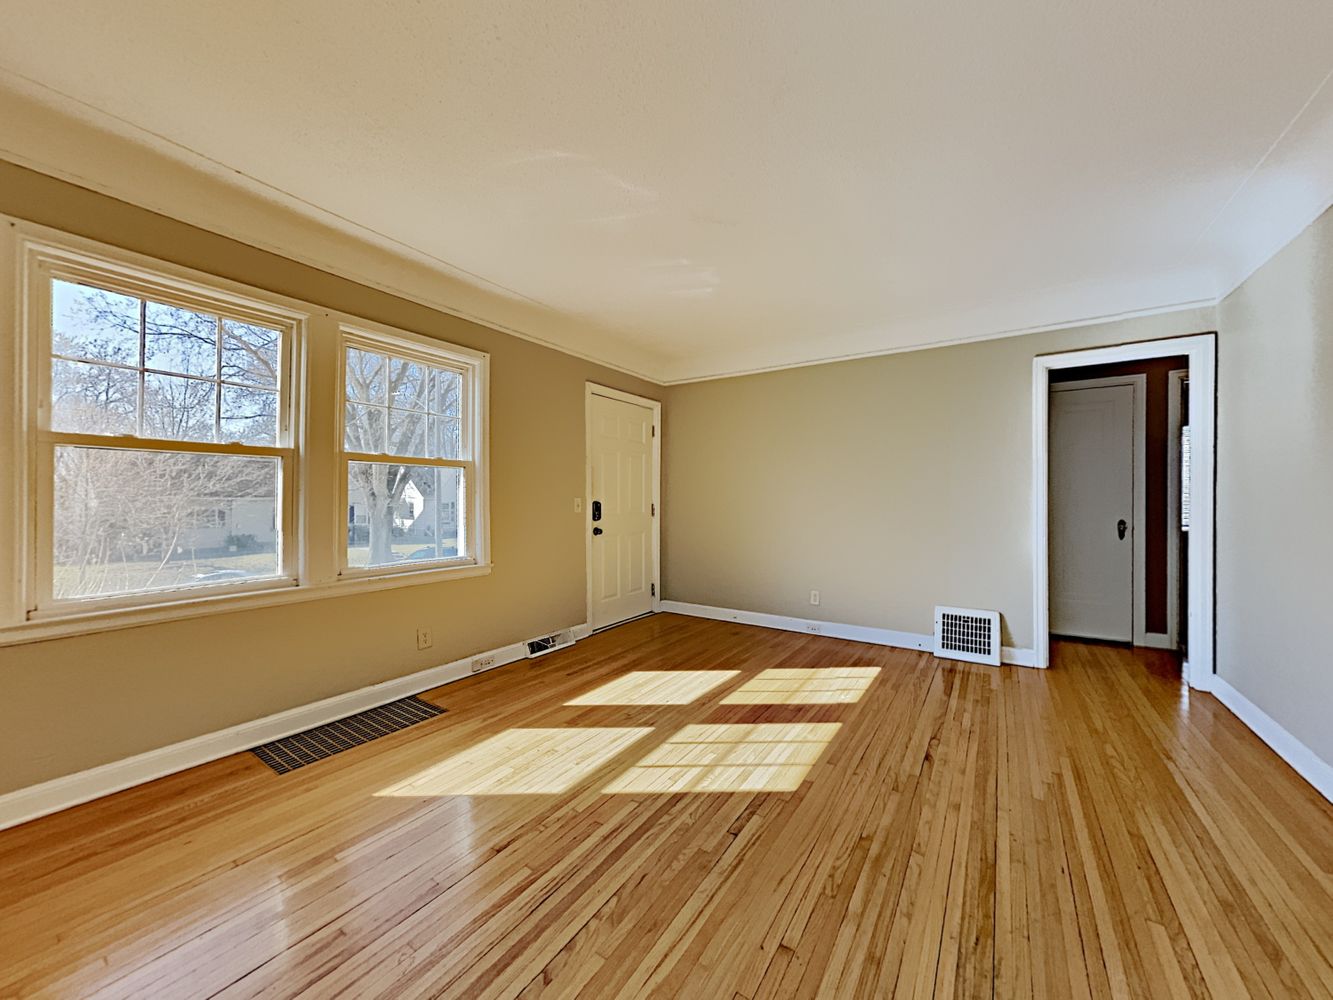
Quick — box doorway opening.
[1032,335,1215,689]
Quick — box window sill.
[0,562,493,648]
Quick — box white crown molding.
[656,298,1220,384]
[0,78,668,383]
[658,601,1034,667]
[1205,67,1333,303]
[2,69,1331,386]
[0,622,588,831]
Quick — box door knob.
[592,527,603,536]
[1117,519,1128,540]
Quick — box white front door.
[1049,383,1135,641]
[589,392,655,630]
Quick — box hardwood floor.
[1,613,1330,999]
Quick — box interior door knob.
[592,527,603,536]
[1117,519,1128,540]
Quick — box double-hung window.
[5,226,490,641]
[339,325,488,576]
[25,242,302,614]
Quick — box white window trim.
[334,319,491,581]
[17,224,306,622]
[0,217,492,648]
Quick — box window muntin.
[50,279,282,446]
[340,331,483,575]
[344,347,463,460]
[32,261,299,612]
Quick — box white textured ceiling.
[2,1,1332,382]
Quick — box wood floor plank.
[0,618,1330,999]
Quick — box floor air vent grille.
[251,696,445,774]
[933,606,1001,666]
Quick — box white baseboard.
[1202,674,1332,803]
[658,601,1036,667]
[1001,646,1037,667]
[1141,631,1178,650]
[0,622,587,832]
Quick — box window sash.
[37,269,295,445]
[32,440,300,614]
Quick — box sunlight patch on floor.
[719,667,880,704]
[565,670,740,706]
[604,722,842,794]
[376,727,653,796]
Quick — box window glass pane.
[389,409,428,458]
[347,463,464,568]
[144,373,216,442]
[51,358,138,435]
[221,320,280,388]
[430,415,462,459]
[53,446,280,599]
[221,385,278,445]
[389,358,430,411]
[345,402,387,452]
[346,348,386,404]
[51,279,140,366]
[432,368,462,416]
[145,301,218,377]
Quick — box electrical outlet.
[416,628,433,651]
[472,654,497,673]
[809,589,820,606]
[806,623,822,634]
[574,497,583,513]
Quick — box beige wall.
[664,204,1333,770]
[662,308,1214,651]
[0,162,659,794]
[5,152,1328,797]
[1217,205,1333,765]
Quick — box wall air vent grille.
[526,629,576,658]
[933,606,1001,666]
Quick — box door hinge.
[652,425,656,437]
[651,583,656,597]
[651,503,656,516]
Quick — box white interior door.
[1049,383,1135,641]
[589,392,655,630]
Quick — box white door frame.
[1049,374,1147,646]
[1165,368,1188,651]
[1033,335,1215,689]
[585,383,662,630]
